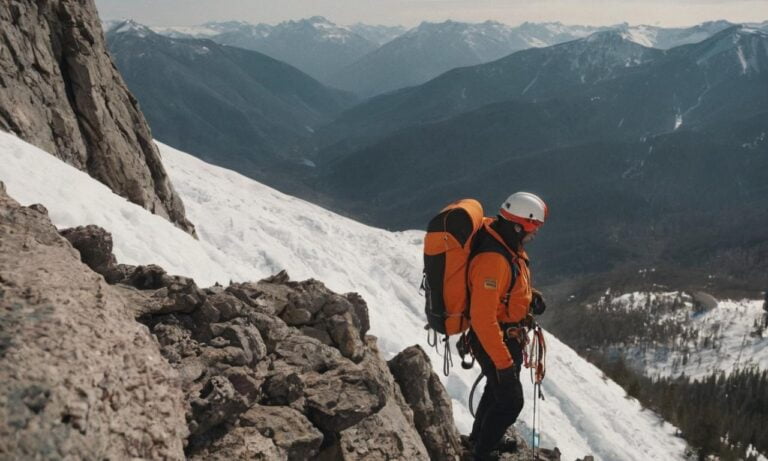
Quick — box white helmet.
[499,192,548,232]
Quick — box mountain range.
[148,18,739,98]
[309,26,768,282]
[150,17,381,85]
[105,20,356,180]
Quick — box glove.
[496,365,519,385]
[530,289,547,315]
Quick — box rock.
[223,367,262,402]
[325,313,366,362]
[336,340,430,460]
[227,281,284,315]
[59,225,117,275]
[0,188,187,459]
[239,405,323,461]
[189,376,248,436]
[389,345,463,460]
[262,370,304,406]
[300,326,333,346]
[0,0,195,234]
[126,264,169,289]
[188,426,281,461]
[345,292,371,335]
[210,321,267,365]
[273,334,344,373]
[208,293,244,321]
[247,311,292,352]
[303,363,386,432]
[282,306,313,326]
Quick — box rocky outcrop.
[0,0,194,234]
[0,186,187,459]
[389,345,463,460]
[53,217,431,459]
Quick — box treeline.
[548,292,701,351]
[596,355,768,460]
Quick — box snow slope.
[603,292,768,380]
[0,131,688,460]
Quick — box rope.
[468,373,484,417]
[442,335,453,376]
[527,324,547,460]
[426,327,437,348]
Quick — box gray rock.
[239,404,323,461]
[210,321,267,365]
[337,340,430,460]
[189,376,248,436]
[247,311,292,352]
[300,326,334,346]
[273,334,344,373]
[188,426,282,461]
[0,188,187,459]
[262,370,304,406]
[0,0,195,234]
[326,313,366,362]
[389,345,463,460]
[303,363,386,432]
[59,225,117,275]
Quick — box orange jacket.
[468,223,533,369]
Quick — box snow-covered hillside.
[597,291,768,380]
[0,131,688,460]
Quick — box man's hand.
[496,365,519,385]
[530,289,547,315]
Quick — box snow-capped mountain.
[0,130,689,461]
[515,21,604,47]
[150,20,265,39]
[325,20,736,98]
[328,20,561,97]
[153,16,378,85]
[348,23,407,45]
[612,20,735,49]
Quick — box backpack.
[422,199,485,336]
[422,199,519,374]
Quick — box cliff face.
[0,0,194,235]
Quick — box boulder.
[59,225,117,276]
[389,345,463,459]
[239,404,323,461]
[303,363,386,432]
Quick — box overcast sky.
[94,0,768,28]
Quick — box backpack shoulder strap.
[468,224,519,298]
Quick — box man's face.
[522,228,539,244]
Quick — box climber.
[466,192,548,460]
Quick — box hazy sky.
[94,0,768,28]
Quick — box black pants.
[468,329,525,457]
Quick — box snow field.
[0,131,688,460]
[607,292,768,380]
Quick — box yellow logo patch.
[483,278,498,289]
